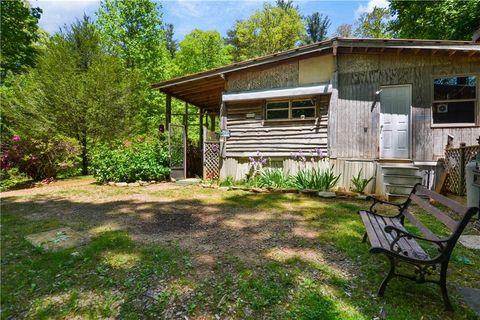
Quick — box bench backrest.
[403,184,478,249]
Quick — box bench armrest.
[366,196,404,214]
[384,225,447,254]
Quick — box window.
[432,76,476,125]
[266,98,316,120]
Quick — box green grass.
[1,181,479,319]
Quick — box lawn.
[1,177,478,319]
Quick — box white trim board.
[222,84,332,102]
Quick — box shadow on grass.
[1,188,478,319]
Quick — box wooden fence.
[445,143,480,195]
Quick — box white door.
[379,85,411,159]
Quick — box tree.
[354,7,391,38]
[163,23,177,58]
[226,3,304,61]
[303,12,331,44]
[96,0,171,81]
[333,24,353,38]
[175,29,232,75]
[389,0,480,40]
[2,17,142,174]
[276,0,295,10]
[0,0,42,81]
[96,0,172,133]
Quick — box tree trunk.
[81,135,88,175]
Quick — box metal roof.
[152,37,480,111]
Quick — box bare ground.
[1,178,355,278]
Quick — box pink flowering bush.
[1,135,81,181]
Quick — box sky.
[33,0,389,41]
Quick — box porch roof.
[152,37,480,112]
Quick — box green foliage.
[219,176,236,187]
[303,12,331,44]
[1,134,81,181]
[389,0,480,40]
[354,7,391,38]
[292,166,340,191]
[0,0,42,81]
[95,0,172,132]
[226,3,304,61]
[0,168,31,191]
[350,169,374,193]
[91,137,170,183]
[333,24,353,38]
[96,0,171,81]
[2,17,143,175]
[256,168,292,188]
[175,29,233,76]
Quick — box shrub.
[91,138,170,183]
[0,168,31,191]
[292,166,341,191]
[350,169,374,193]
[1,135,81,180]
[256,168,292,188]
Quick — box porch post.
[184,102,189,139]
[209,114,215,131]
[165,94,172,130]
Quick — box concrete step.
[385,183,415,195]
[381,166,420,176]
[383,174,422,185]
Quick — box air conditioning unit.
[437,104,448,113]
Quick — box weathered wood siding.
[225,95,330,157]
[331,53,480,160]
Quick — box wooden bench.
[358,183,478,311]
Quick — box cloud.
[34,0,100,34]
[354,0,389,18]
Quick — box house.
[152,38,480,197]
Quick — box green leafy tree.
[0,0,42,81]
[333,24,353,38]
[163,23,178,58]
[175,29,232,75]
[276,0,295,10]
[354,7,392,38]
[226,3,304,61]
[303,12,331,44]
[389,0,480,40]
[96,0,172,133]
[96,0,171,81]
[2,17,142,174]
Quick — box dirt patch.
[2,179,356,277]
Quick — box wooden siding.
[331,53,480,160]
[225,95,330,157]
[226,61,299,92]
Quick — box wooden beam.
[165,94,172,130]
[449,50,456,57]
[468,50,477,57]
[431,49,438,55]
[413,48,421,54]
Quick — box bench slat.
[401,209,440,241]
[416,185,468,215]
[359,211,429,260]
[410,193,457,231]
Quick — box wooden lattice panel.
[204,142,220,180]
[445,145,479,195]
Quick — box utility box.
[466,159,480,209]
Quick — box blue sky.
[34,0,388,41]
